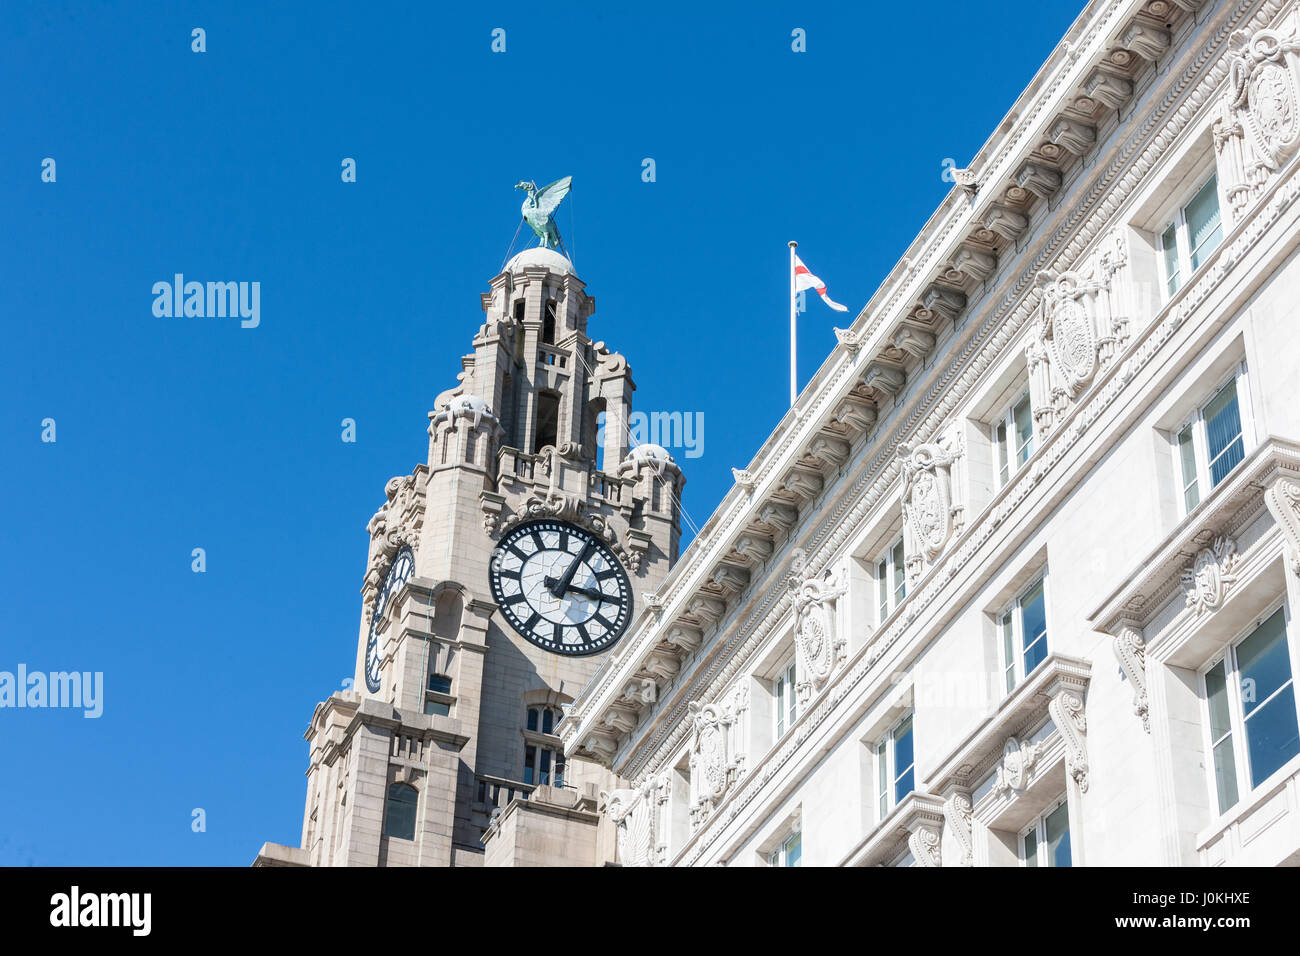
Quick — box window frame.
[1019,794,1071,867]
[1197,598,1300,819]
[383,782,420,841]
[765,828,802,867]
[774,658,798,740]
[1157,171,1224,300]
[522,705,566,788]
[998,574,1050,694]
[875,534,908,624]
[1170,362,1253,518]
[991,389,1035,489]
[424,672,454,717]
[874,712,916,822]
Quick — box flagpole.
[789,240,798,406]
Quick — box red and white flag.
[793,254,848,312]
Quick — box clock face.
[489,519,633,656]
[364,546,415,693]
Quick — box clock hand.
[541,577,611,604]
[548,540,594,596]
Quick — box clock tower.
[256,245,685,866]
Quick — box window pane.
[423,699,450,717]
[1161,224,1181,295]
[428,674,452,694]
[1044,801,1071,867]
[526,708,538,732]
[1203,380,1243,488]
[1023,828,1038,867]
[539,748,552,785]
[542,708,554,734]
[1177,425,1200,511]
[893,716,915,804]
[892,539,906,603]
[1013,395,1034,464]
[878,560,889,619]
[776,675,787,738]
[1237,609,1292,716]
[384,784,418,840]
[1002,612,1016,693]
[523,745,536,785]
[876,741,888,817]
[1244,685,1299,788]
[1205,659,1240,813]
[1186,176,1223,270]
[785,831,802,867]
[996,421,1010,485]
[1020,581,1048,676]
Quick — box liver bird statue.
[515,175,573,250]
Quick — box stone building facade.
[255,246,684,866]
[562,0,1300,866]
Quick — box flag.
[793,254,848,312]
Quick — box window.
[766,830,802,867]
[523,744,563,787]
[384,783,418,841]
[534,391,560,452]
[1000,577,1048,693]
[1159,173,1224,298]
[874,713,915,820]
[523,705,565,788]
[993,391,1034,488]
[425,673,453,717]
[774,659,798,739]
[527,706,559,734]
[1174,366,1248,515]
[1021,797,1071,867]
[1202,606,1300,815]
[876,535,907,622]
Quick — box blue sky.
[0,1,1079,865]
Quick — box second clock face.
[489,519,633,656]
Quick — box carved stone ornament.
[689,702,731,804]
[1180,534,1239,616]
[942,792,974,866]
[1263,477,1300,574]
[992,735,1043,797]
[1048,691,1089,793]
[1112,624,1150,733]
[1217,25,1300,222]
[1230,28,1300,171]
[602,778,666,868]
[908,824,943,867]
[731,468,757,492]
[791,566,848,703]
[687,686,748,831]
[1036,270,1102,398]
[899,436,962,563]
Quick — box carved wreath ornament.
[899,437,961,562]
[1229,27,1300,172]
[1181,535,1239,616]
[792,570,847,702]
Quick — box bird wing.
[533,176,573,219]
